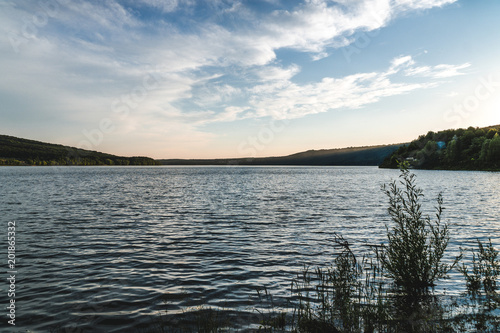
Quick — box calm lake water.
[0,166,498,332]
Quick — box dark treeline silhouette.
[0,135,158,166]
[159,144,402,166]
[380,125,500,171]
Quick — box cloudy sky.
[1,0,500,159]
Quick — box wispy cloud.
[138,0,184,13]
[243,55,467,120]
[394,0,457,10]
[405,63,471,78]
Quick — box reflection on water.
[0,166,498,332]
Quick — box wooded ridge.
[380,124,500,171]
[0,135,158,166]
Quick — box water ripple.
[0,166,498,331]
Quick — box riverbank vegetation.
[153,166,499,333]
[380,125,500,171]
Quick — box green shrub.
[379,165,457,292]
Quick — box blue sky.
[1,0,500,159]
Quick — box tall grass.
[459,238,500,297]
[290,234,388,333]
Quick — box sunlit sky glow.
[1,0,500,159]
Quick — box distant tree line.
[159,145,402,166]
[0,135,159,166]
[380,125,500,170]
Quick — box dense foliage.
[0,134,159,166]
[380,125,500,170]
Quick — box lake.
[0,166,498,332]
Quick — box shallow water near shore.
[0,166,498,332]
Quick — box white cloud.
[393,0,458,11]
[385,55,416,75]
[192,83,242,106]
[391,55,415,68]
[212,106,249,123]
[405,63,470,78]
[138,0,180,13]
[258,0,391,54]
[244,56,466,120]
[58,1,141,32]
[255,64,301,81]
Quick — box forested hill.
[0,135,159,166]
[159,144,402,166]
[379,125,500,171]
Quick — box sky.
[1,0,500,159]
